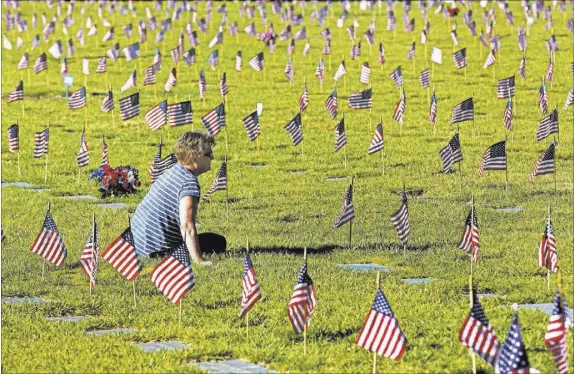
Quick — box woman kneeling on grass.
[132,131,225,265]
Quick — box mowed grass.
[1,1,573,372]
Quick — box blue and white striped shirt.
[132,163,200,257]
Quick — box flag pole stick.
[132,279,137,307]
[472,92,475,137]
[349,176,354,249]
[469,272,477,374]
[225,154,229,222]
[372,272,380,374]
[245,239,250,337]
[547,205,551,290]
[44,122,49,183]
[505,134,509,194]
[303,246,307,356]
[344,144,347,170]
[179,298,183,328]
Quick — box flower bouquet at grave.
[89,165,141,198]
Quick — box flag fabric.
[497,76,515,99]
[477,141,506,177]
[544,292,569,374]
[333,60,347,81]
[333,183,355,230]
[120,70,137,92]
[450,30,459,46]
[150,153,177,183]
[242,111,260,141]
[144,66,156,85]
[451,98,474,124]
[100,138,109,167]
[48,40,63,59]
[102,226,142,281]
[565,88,574,110]
[378,42,385,64]
[393,90,406,125]
[106,43,120,62]
[287,261,317,334]
[439,133,463,173]
[546,35,558,53]
[238,252,261,318]
[148,142,162,178]
[7,124,19,154]
[103,27,114,42]
[348,88,372,109]
[356,287,407,360]
[220,72,228,97]
[168,101,193,127]
[150,243,195,304]
[368,123,384,155]
[203,161,227,200]
[17,53,29,69]
[201,103,226,137]
[207,49,219,70]
[170,47,180,64]
[101,90,114,113]
[419,69,430,88]
[529,141,555,181]
[407,42,415,60]
[546,56,554,83]
[76,131,89,168]
[6,80,23,103]
[284,112,303,146]
[333,117,347,152]
[30,211,67,267]
[182,48,195,67]
[315,59,324,84]
[538,216,558,273]
[60,57,68,76]
[249,52,264,71]
[34,53,48,74]
[145,100,168,131]
[96,57,106,73]
[68,87,87,109]
[429,90,438,124]
[119,93,140,121]
[288,39,295,57]
[322,39,331,55]
[483,50,496,69]
[360,62,371,84]
[536,109,559,141]
[284,58,294,82]
[458,207,479,263]
[350,42,361,60]
[458,291,500,367]
[303,40,311,56]
[431,46,442,64]
[453,48,467,69]
[123,42,140,61]
[390,66,403,88]
[235,51,242,71]
[391,190,410,245]
[164,67,177,92]
[80,223,99,288]
[325,89,338,119]
[498,311,538,374]
[539,83,549,115]
[299,83,309,112]
[199,69,207,99]
[502,96,513,131]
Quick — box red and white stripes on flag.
[235,51,242,72]
[333,60,347,81]
[360,62,371,84]
[368,123,384,154]
[284,112,303,146]
[392,89,406,125]
[356,287,407,360]
[503,97,513,130]
[76,131,89,168]
[150,244,195,304]
[203,161,227,200]
[529,143,555,183]
[538,217,558,273]
[102,226,142,281]
[315,58,324,85]
[165,68,177,92]
[390,190,409,246]
[544,291,570,374]
[429,89,438,124]
[299,83,309,112]
[564,88,574,110]
[30,211,67,267]
[288,261,317,334]
[145,100,168,131]
[239,252,261,318]
[333,183,355,230]
[79,222,99,288]
[100,138,109,167]
[458,207,479,263]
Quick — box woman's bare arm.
[179,196,211,265]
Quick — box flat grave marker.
[60,195,99,200]
[494,207,523,213]
[46,316,89,322]
[518,303,574,322]
[323,177,347,182]
[1,182,35,188]
[192,359,278,374]
[2,296,48,304]
[402,278,433,285]
[339,264,391,272]
[85,328,135,336]
[136,341,190,353]
[97,203,129,209]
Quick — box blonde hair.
[173,131,215,165]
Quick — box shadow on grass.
[193,298,236,310]
[232,244,339,256]
[378,243,432,251]
[308,328,357,342]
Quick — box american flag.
[390,66,403,88]
[333,60,347,81]
[244,22,256,37]
[203,161,227,200]
[96,57,106,73]
[378,42,385,64]
[168,101,192,127]
[103,27,114,42]
[298,83,309,112]
[315,59,324,85]
[242,111,260,141]
[76,131,89,168]
[188,31,199,47]
[31,34,40,49]
[431,46,443,64]
[164,67,177,92]
[150,243,195,304]
[220,73,228,97]
[76,28,85,46]
[391,190,410,245]
[68,87,87,109]
[477,141,506,177]
[229,21,238,36]
[458,291,500,367]
[545,56,554,83]
[101,90,114,113]
[529,143,556,183]
[155,30,165,43]
[498,311,538,374]
[235,51,242,72]
[284,58,294,83]
[61,57,68,76]
[322,39,331,55]
[467,20,477,36]
[286,39,295,57]
[333,183,355,230]
[288,261,317,334]
[239,252,261,318]
[284,112,303,146]
[320,28,331,40]
[303,40,311,56]
[393,89,406,125]
[145,100,168,131]
[48,40,63,59]
[387,12,396,31]
[201,103,226,137]
[347,24,355,41]
[30,211,67,267]
[7,124,19,153]
[120,70,137,92]
[102,226,141,281]
[348,88,372,109]
[356,287,407,360]
[450,30,459,46]
[17,53,28,69]
[106,43,120,62]
[429,90,438,124]
[249,52,264,71]
[502,96,513,131]
[199,69,207,99]
[207,49,219,70]
[119,93,140,121]
[208,32,223,49]
[147,16,157,31]
[170,47,180,65]
[483,50,496,69]
[364,29,375,45]
[182,48,195,67]
[150,153,177,183]
[333,116,347,152]
[123,42,140,61]
[565,88,574,110]
[100,138,109,167]
[544,291,569,374]
[546,35,558,53]
[539,83,549,115]
[88,24,97,37]
[538,214,559,273]
[453,48,467,69]
[325,89,338,119]
[497,76,515,99]
[407,42,415,60]
[350,42,361,60]
[459,206,479,263]
[360,62,371,84]
[439,133,463,173]
[536,109,558,141]
[419,69,430,88]
[518,27,527,51]
[368,123,384,155]
[80,222,99,288]
[144,66,156,85]
[6,80,23,103]
[34,53,48,74]
[148,140,162,178]
[451,98,474,124]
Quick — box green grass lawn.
[2,1,573,372]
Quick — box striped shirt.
[132,163,200,257]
